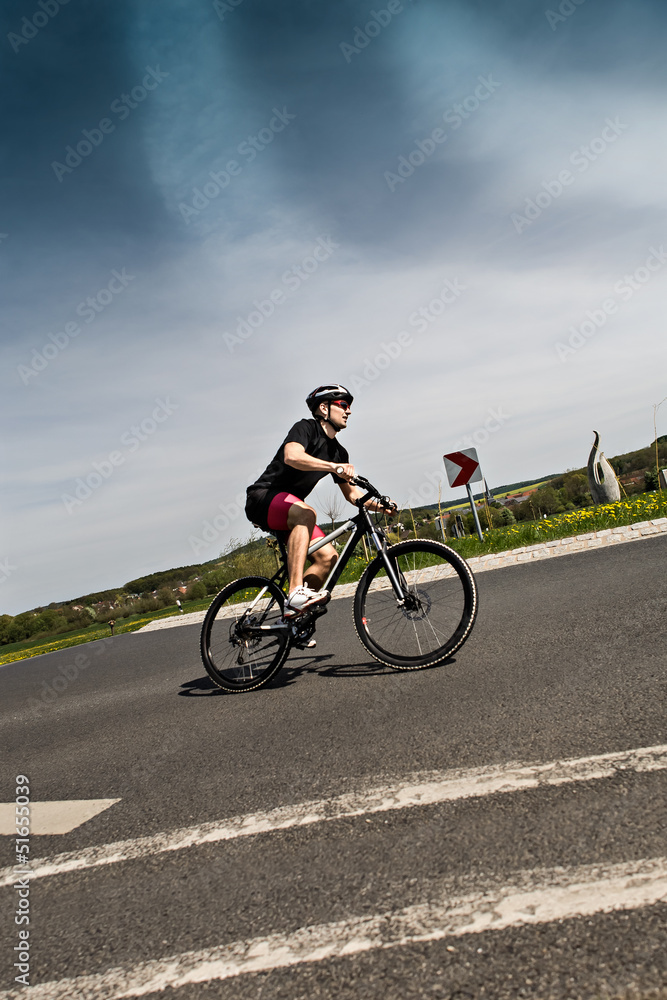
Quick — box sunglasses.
[331,399,352,411]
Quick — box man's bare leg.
[285,503,317,593]
[285,503,338,593]
[303,544,337,591]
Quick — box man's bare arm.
[284,442,355,480]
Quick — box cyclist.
[245,383,395,621]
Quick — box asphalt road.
[2,536,666,999]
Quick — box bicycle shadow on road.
[179,676,226,696]
[178,653,337,695]
[179,652,451,695]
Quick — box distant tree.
[514,499,536,522]
[0,615,14,645]
[62,606,93,629]
[563,472,589,505]
[320,490,345,534]
[533,486,561,516]
[33,609,67,634]
[203,570,229,595]
[492,506,516,526]
[417,520,440,541]
[156,587,175,608]
[644,469,659,491]
[187,581,207,601]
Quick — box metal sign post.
[443,448,484,542]
[465,482,484,541]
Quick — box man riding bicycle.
[245,383,395,622]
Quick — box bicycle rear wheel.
[353,540,478,669]
[200,576,289,693]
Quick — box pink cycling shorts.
[266,492,326,540]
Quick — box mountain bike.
[200,476,478,693]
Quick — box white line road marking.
[0,745,665,887]
[1,856,665,999]
[0,799,120,835]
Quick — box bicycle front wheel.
[353,540,478,669]
[200,576,289,693]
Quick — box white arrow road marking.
[0,745,665,887]
[1,856,665,999]
[0,799,120,836]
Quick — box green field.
[0,597,211,666]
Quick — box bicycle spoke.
[354,541,478,669]
[201,577,289,693]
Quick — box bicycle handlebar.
[349,476,397,513]
[349,474,375,492]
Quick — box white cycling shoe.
[282,585,330,618]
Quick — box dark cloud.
[1,0,173,287]
[2,0,667,613]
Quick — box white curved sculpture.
[587,431,621,504]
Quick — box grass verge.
[444,491,667,560]
[0,599,210,667]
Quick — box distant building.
[501,488,538,506]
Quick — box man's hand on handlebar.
[371,497,397,515]
[361,494,398,515]
[332,462,356,482]
[343,475,397,514]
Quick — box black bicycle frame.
[270,493,406,602]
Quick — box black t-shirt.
[246,418,349,528]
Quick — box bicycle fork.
[367,526,407,605]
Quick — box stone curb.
[462,517,667,577]
[138,518,667,632]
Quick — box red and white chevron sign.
[443,449,483,488]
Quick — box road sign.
[443,449,483,488]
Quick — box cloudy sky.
[3,0,666,615]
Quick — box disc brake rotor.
[400,588,432,621]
